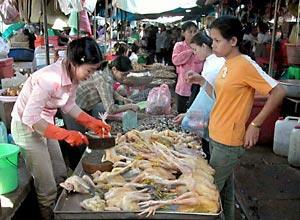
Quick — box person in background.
[159,25,168,64]
[257,21,271,44]
[188,16,285,220]
[110,42,144,98]
[172,21,203,113]
[243,23,256,46]
[145,25,157,64]
[164,29,173,66]
[129,43,139,64]
[155,26,163,63]
[10,37,111,220]
[174,32,225,160]
[254,21,271,59]
[111,42,133,96]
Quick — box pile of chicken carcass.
[60,129,220,217]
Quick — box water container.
[0,122,8,143]
[34,46,56,70]
[273,116,300,156]
[122,110,138,132]
[288,125,300,167]
[58,50,66,60]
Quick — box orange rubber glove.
[76,112,111,137]
[44,124,89,146]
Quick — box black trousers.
[176,94,189,114]
[188,84,200,108]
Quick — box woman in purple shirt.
[11,37,111,219]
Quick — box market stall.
[54,129,222,219]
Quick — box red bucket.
[0,58,14,79]
[34,36,45,48]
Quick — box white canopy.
[142,16,184,24]
[114,0,197,14]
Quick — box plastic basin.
[0,144,20,194]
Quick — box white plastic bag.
[0,37,10,58]
[69,0,83,12]
[58,0,71,15]
[182,83,215,140]
[0,0,19,24]
[83,0,97,14]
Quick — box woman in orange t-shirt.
[204,16,286,220]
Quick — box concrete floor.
[234,144,300,220]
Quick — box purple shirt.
[172,41,203,96]
[11,60,78,130]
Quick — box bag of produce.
[146,84,171,115]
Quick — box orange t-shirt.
[209,55,278,146]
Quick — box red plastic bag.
[146,84,171,115]
[0,0,19,25]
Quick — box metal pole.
[110,5,113,49]
[268,0,280,76]
[93,7,97,38]
[77,11,80,37]
[116,7,119,40]
[42,0,49,65]
[105,0,108,43]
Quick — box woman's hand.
[244,124,260,148]
[186,70,204,85]
[173,113,185,124]
[76,112,111,137]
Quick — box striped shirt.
[76,67,130,114]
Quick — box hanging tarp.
[18,0,68,25]
[114,0,197,14]
[98,8,137,21]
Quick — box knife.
[86,134,116,150]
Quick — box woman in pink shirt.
[172,21,203,113]
[11,37,111,220]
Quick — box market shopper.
[10,37,111,220]
[174,32,225,160]
[195,16,285,220]
[172,21,203,113]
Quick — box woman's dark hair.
[114,42,128,56]
[111,55,132,72]
[210,15,244,48]
[181,21,197,32]
[190,32,213,48]
[65,37,103,81]
[257,21,269,34]
[130,44,139,54]
[243,23,253,35]
[67,36,102,65]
